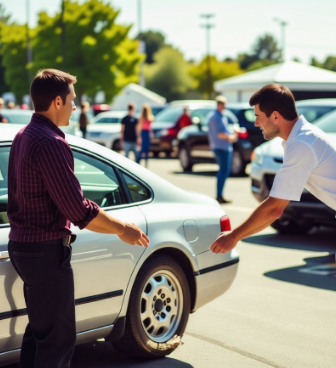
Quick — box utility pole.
[200,14,215,99]
[26,0,33,85]
[273,18,288,62]
[60,0,66,70]
[138,0,145,87]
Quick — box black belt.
[36,234,77,246]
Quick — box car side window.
[0,147,10,225]
[122,173,151,203]
[73,151,125,208]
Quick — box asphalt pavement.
[5,157,336,368]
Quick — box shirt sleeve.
[209,115,224,136]
[37,138,99,229]
[270,141,317,201]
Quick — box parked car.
[150,100,217,156]
[0,124,239,365]
[250,110,336,234]
[296,98,336,122]
[177,103,263,176]
[86,110,128,150]
[0,109,78,135]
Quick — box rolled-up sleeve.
[37,138,99,229]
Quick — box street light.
[26,0,33,84]
[273,18,288,62]
[60,0,66,70]
[137,0,145,87]
[200,14,215,99]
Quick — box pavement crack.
[185,331,285,368]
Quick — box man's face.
[217,102,225,112]
[58,84,76,126]
[254,104,280,140]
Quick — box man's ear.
[53,96,62,110]
[273,111,281,123]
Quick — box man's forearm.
[85,208,125,235]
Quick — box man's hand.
[210,231,238,254]
[118,222,149,247]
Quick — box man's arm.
[86,208,149,247]
[210,196,290,253]
[217,132,237,142]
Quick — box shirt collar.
[31,113,65,139]
[282,115,306,148]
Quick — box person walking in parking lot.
[7,69,149,368]
[208,95,238,204]
[121,102,138,160]
[136,103,154,167]
[0,98,8,123]
[79,101,90,138]
[210,84,336,260]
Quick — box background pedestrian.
[136,103,154,167]
[208,95,238,204]
[0,98,8,123]
[120,102,138,159]
[177,107,192,129]
[79,101,90,138]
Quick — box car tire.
[179,145,193,172]
[231,149,246,176]
[111,255,190,359]
[271,218,312,234]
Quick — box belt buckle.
[63,235,71,246]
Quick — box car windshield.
[314,110,336,133]
[95,117,122,124]
[296,106,336,123]
[154,107,183,123]
[3,112,33,124]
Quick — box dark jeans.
[8,240,76,368]
[79,126,87,139]
[136,130,150,165]
[214,149,232,198]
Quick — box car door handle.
[0,251,9,259]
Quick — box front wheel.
[112,255,190,359]
[179,145,193,172]
[230,150,246,176]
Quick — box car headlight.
[160,129,169,136]
[251,150,263,166]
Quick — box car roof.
[94,110,128,119]
[170,100,215,106]
[1,109,33,116]
[296,99,336,106]
[226,102,252,109]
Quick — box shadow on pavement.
[172,170,217,177]
[242,226,336,253]
[264,253,336,292]
[3,342,193,368]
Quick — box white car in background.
[86,110,128,151]
[250,110,336,234]
[0,124,239,365]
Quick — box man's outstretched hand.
[118,222,149,248]
[210,232,237,254]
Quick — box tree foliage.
[138,30,165,64]
[311,56,336,73]
[0,4,11,95]
[238,34,281,71]
[144,46,191,101]
[189,56,244,97]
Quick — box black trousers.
[79,127,87,139]
[8,240,76,368]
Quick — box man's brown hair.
[249,84,298,121]
[30,69,77,112]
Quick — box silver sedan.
[0,124,239,366]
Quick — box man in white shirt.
[210,83,336,256]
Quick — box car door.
[0,146,150,354]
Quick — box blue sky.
[2,0,336,64]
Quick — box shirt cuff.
[73,200,100,230]
[269,190,301,201]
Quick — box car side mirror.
[192,116,202,131]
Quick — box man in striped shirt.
[7,69,149,368]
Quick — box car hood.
[151,122,175,131]
[87,123,121,133]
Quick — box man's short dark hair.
[128,102,135,111]
[30,69,77,112]
[249,84,298,121]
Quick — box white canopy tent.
[214,61,336,102]
[111,83,166,110]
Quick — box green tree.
[0,23,30,101]
[311,56,336,72]
[238,34,281,70]
[144,46,191,101]
[0,4,11,95]
[137,30,165,64]
[189,56,244,97]
[31,0,143,103]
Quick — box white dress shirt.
[270,115,336,211]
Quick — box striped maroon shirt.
[8,113,100,242]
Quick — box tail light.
[167,128,178,136]
[220,215,231,232]
[238,128,248,139]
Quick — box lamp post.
[60,0,66,70]
[273,18,288,62]
[200,14,215,99]
[138,0,145,87]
